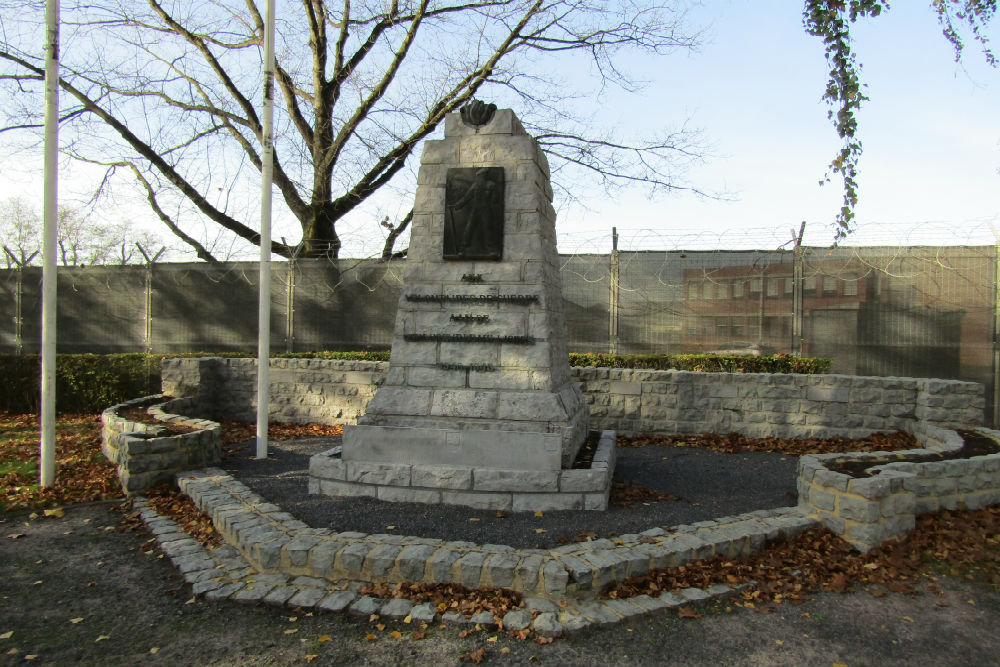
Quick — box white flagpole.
[256,0,276,459]
[40,0,60,487]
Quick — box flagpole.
[40,0,60,487]
[256,0,276,459]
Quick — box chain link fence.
[2,246,996,422]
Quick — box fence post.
[284,239,301,354]
[791,222,805,356]
[136,243,166,354]
[2,246,38,356]
[609,227,620,354]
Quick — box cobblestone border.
[134,490,797,634]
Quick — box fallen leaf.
[461,646,488,664]
[487,635,498,642]
[902,616,914,623]
[534,636,554,644]
[284,629,298,635]
[317,635,332,643]
[6,534,26,540]
[365,634,376,641]
[95,635,110,642]
[677,606,701,619]
[403,615,412,624]
[375,624,385,632]
[775,639,784,646]
[25,654,37,660]
[389,630,403,639]
[149,647,160,654]
[304,655,318,663]
[185,597,196,605]
[468,517,480,522]
[535,528,547,534]
[385,526,396,530]
[0,632,10,640]
[288,616,298,622]
[70,618,85,625]
[411,631,427,640]
[43,508,65,518]
[534,511,544,517]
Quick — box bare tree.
[0,1,705,260]
[0,196,168,266]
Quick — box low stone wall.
[101,395,222,494]
[309,431,618,512]
[797,424,1000,551]
[160,358,985,438]
[178,468,816,603]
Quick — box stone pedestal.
[312,107,610,511]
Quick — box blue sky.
[1,1,996,259]
[556,1,1000,254]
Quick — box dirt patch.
[116,401,198,435]
[826,429,1000,477]
[622,430,921,456]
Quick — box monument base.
[308,430,617,512]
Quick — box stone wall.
[796,424,1000,551]
[161,358,985,438]
[101,394,222,494]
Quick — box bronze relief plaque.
[443,167,505,261]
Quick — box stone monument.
[309,103,616,511]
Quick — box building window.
[750,278,762,293]
[822,276,837,294]
[731,317,745,337]
[766,278,779,297]
[804,276,817,292]
[716,283,728,300]
[687,283,698,300]
[785,277,794,294]
[732,281,744,298]
[716,316,729,337]
[702,282,713,300]
[843,276,859,296]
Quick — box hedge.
[0,351,830,414]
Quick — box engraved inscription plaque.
[443,167,504,261]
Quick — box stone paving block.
[502,609,532,631]
[317,590,357,613]
[263,586,299,605]
[398,544,437,581]
[574,601,620,626]
[409,602,437,623]
[558,555,593,590]
[255,537,292,570]
[441,611,473,625]
[679,587,711,602]
[542,560,568,597]
[603,598,646,618]
[486,552,520,588]
[430,549,462,583]
[532,612,563,637]
[459,552,488,588]
[348,596,382,616]
[340,542,375,573]
[628,594,669,612]
[288,587,329,609]
[559,612,590,633]
[381,598,415,619]
[658,592,686,607]
[470,611,495,625]
[365,544,403,577]
[232,584,276,602]
[285,537,323,567]
[204,582,245,601]
[192,579,224,596]
[309,541,345,574]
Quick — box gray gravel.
[222,437,799,549]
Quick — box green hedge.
[0,351,830,414]
[567,352,831,374]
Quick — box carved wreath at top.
[460,100,497,127]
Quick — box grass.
[0,412,122,516]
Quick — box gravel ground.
[221,437,800,549]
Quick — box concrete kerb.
[136,481,780,634]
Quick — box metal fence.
[2,246,996,422]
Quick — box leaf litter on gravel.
[604,507,1000,609]
[619,430,919,456]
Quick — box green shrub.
[0,350,830,414]
[0,354,162,414]
[567,352,831,374]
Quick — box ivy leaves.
[802,0,996,239]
